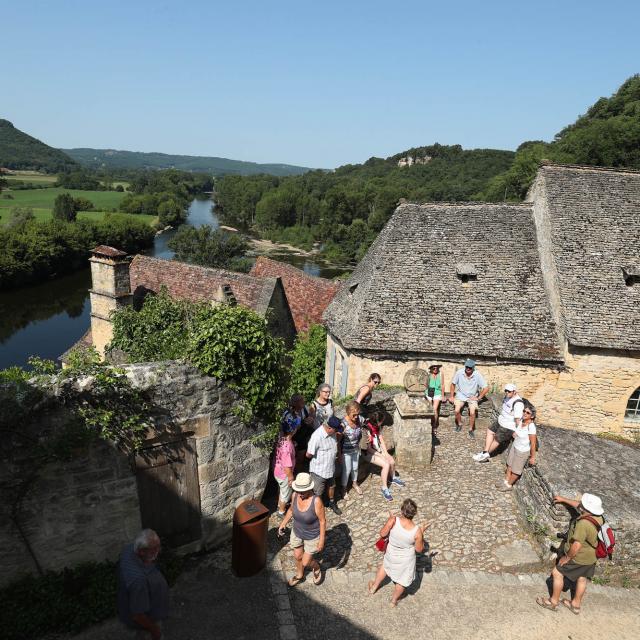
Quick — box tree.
[157,198,185,227]
[52,193,77,222]
[73,197,95,211]
[287,325,327,400]
[8,206,35,227]
[167,225,250,271]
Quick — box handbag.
[427,387,435,398]
[375,536,389,552]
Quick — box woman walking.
[425,364,445,430]
[278,473,326,587]
[308,383,334,431]
[340,400,364,499]
[273,415,299,517]
[363,410,405,502]
[368,499,429,606]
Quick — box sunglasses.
[523,410,533,415]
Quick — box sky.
[2,0,639,168]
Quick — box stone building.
[324,163,640,434]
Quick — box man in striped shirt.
[307,415,343,515]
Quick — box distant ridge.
[0,119,78,173]
[63,147,313,176]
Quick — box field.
[2,170,58,185]
[0,187,155,225]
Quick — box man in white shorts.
[449,359,489,438]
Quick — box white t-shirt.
[498,395,524,430]
[513,421,537,452]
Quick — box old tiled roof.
[324,202,563,362]
[533,164,640,351]
[250,256,340,333]
[130,255,279,316]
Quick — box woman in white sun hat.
[537,492,605,614]
[278,472,326,587]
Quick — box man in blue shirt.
[449,359,489,438]
[118,529,169,639]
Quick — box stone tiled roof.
[250,256,340,333]
[129,255,279,316]
[324,202,563,362]
[533,164,640,351]
[59,328,93,363]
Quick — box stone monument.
[392,367,434,467]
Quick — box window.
[456,263,478,283]
[625,387,640,422]
[622,266,640,287]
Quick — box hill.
[214,143,515,262]
[0,120,78,173]
[480,74,640,201]
[63,147,312,177]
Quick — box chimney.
[89,246,132,358]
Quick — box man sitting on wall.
[449,359,489,437]
[118,529,169,639]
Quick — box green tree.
[52,193,77,222]
[8,206,35,227]
[157,198,185,227]
[167,225,250,271]
[73,197,95,211]
[287,325,327,400]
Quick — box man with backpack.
[473,383,524,463]
[536,493,614,614]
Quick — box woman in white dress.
[368,499,429,606]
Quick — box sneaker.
[473,451,490,463]
[276,510,286,519]
[468,430,475,439]
[497,483,513,492]
[454,424,462,432]
[328,501,342,516]
[381,488,393,502]
[391,476,406,487]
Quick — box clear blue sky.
[3,0,639,168]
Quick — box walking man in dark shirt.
[117,529,169,639]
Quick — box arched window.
[625,387,640,422]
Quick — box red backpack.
[579,515,615,560]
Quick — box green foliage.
[56,170,102,190]
[0,551,184,640]
[109,289,199,362]
[0,214,154,289]
[52,192,78,222]
[157,197,185,226]
[0,119,78,173]
[7,206,35,227]
[73,196,95,211]
[167,225,251,271]
[287,325,327,400]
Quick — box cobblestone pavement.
[274,417,542,577]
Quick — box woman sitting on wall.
[425,364,446,431]
[354,373,381,414]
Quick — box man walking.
[537,493,605,614]
[449,359,489,437]
[473,382,524,462]
[306,415,343,515]
[117,529,169,639]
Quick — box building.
[323,163,640,434]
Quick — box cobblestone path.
[275,417,542,577]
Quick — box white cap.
[581,493,604,516]
[504,383,517,392]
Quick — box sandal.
[536,596,558,612]
[312,567,323,585]
[288,574,304,587]
[561,599,581,615]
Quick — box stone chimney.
[89,246,132,358]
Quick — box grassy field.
[0,187,155,225]
[2,170,58,184]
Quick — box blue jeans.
[341,449,360,486]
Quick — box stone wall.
[325,333,640,435]
[513,426,640,567]
[0,362,269,587]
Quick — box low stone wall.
[513,426,640,567]
[0,362,269,586]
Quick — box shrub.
[73,196,95,211]
[52,192,77,222]
[287,324,327,400]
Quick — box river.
[0,198,345,369]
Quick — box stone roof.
[532,164,640,351]
[59,328,93,363]
[324,202,563,362]
[129,255,279,317]
[250,256,340,333]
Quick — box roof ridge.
[398,201,533,208]
[540,161,640,175]
[253,255,338,284]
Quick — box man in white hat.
[536,493,605,614]
[473,383,523,463]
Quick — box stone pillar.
[393,392,434,467]
[89,246,132,358]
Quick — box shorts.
[454,399,478,414]
[426,395,443,402]
[276,475,292,504]
[310,472,335,497]
[489,422,514,443]
[506,445,529,476]
[556,559,596,582]
[289,530,320,554]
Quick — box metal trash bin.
[232,499,270,577]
